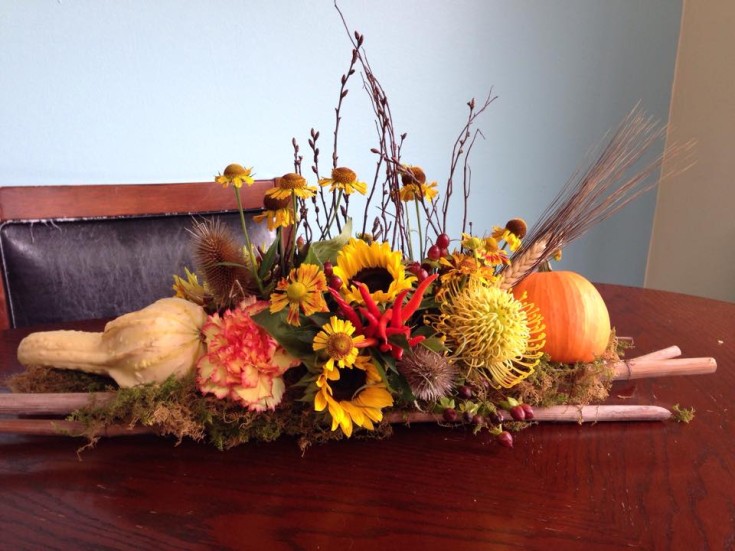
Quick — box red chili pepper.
[390,343,404,360]
[407,335,426,347]
[358,307,379,338]
[328,288,363,333]
[391,289,409,328]
[401,273,438,323]
[385,326,410,337]
[377,308,392,344]
[356,282,382,321]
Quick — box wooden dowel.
[0,418,154,437]
[2,404,671,438]
[387,405,672,424]
[612,357,717,380]
[630,346,681,361]
[0,392,114,415]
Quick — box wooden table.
[1,284,733,550]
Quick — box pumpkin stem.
[538,260,553,272]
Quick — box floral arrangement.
[4,16,713,451]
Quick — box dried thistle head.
[398,347,458,401]
[190,220,255,308]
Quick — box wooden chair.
[0,180,274,329]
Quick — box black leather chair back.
[0,212,272,327]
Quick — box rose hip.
[497,431,514,448]
[427,245,441,261]
[443,408,458,423]
[509,405,526,421]
[521,404,535,420]
[436,233,450,249]
[328,276,343,290]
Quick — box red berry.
[443,408,458,423]
[418,268,429,282]
[521,404,534,420]
[487,411,503,425]
[328,276,343,290]
[471,414,484,426]
[439,247,449,257]
[407,262,422,275]
[323,261,334,278]
[427,245,441,261]
[497,431,514,448]
[436,233,450,249]
[509,405,526,421]
[457,385,473,399]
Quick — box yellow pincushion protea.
[332,238,416,305]
[431,277,545,388]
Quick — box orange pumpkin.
[511,271,611,363]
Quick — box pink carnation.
[197,297,299,411]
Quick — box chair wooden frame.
[0,179,274,329]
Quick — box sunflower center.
[286,282,308,302]
[351,267,393,294]
[326,332,354,359]
[279,173,306,190]
[330,367,367,402]
[332,167,357,184]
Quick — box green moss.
[671,404,695,423]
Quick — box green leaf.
[251,309,320,370]
[258,233,281,280]
[420,335,447,353]
[303,218,353,267]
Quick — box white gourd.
[17,298,207,387]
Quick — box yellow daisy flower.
[215,163,255,189]
[313,354,394,437]
[253,194,295,231]
[172,267,209,306]
[492,226,522,252]
[266,173,317,201]
[318,167,368,195]
[398,165,439,202]
[270,263,329,326]
[398,181,439,202]
[313,316,366,371]
[431,277,545,389]
[332,238,416,305]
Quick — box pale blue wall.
[0,0,682,286]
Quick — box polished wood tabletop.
[1,284,733,550]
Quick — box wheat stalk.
[499,240,547,290]
[499,107,694,287]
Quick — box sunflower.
[313,316,366,371]
[332,238,416,305]
[318,167,367,195]
[266,172,317,201]
[430,277,545,388]
[215,163,254,188]
[253,194,295,231]
[313,354,394,437]
[270,263,329,326]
